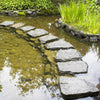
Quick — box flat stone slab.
[60,76,99,99]
[0,21,14,26]
[55,49,82,62]
[57,61,88,74]
[11,23,25,29]
[20,26,35,32]
[45,39,73,50]
[27,29,48,37]
[39,34,59,43]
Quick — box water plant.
[59,0,100,35]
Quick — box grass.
[59,0,100,35]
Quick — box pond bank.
[54,18,100,42]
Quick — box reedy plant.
[59,0,100,35]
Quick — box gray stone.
[13,11,18,14]
[55,49,82,62]
[5,11,14,16]
[39,34,59,43]
[27,29,48,37]
[20,26,35,32]
[11,23,25,29]
[0,21,14,26]
[59,76,99,99]
[45,39,73,50]
[26,11,32,16]
[57,61,88,74]
[90,36,98,42]
[31,11,37,17]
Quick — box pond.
[0,15,100,100]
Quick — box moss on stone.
[18,11,26,16]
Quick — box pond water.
[0,15,100,100]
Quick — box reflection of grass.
[59,0,100,35]
[0,85,2,92]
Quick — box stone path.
[0,21,99,99]
[27,29,48,37]
[60,76,99,99]
[20,26,35,32]
[45,39,73,50]
[57,61,88,74]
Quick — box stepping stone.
[20,26,35,32]
[59,76,99,99]
[57,61,88,74]
[27,29,48,37]
[11,23,25,29]
[0,21,14,26]
[45,39,73,50]
[55,49,82,62]
[39,34,59,43]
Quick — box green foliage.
[0,0,54,11]
[59,0,100,35]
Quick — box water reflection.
[76,44,100,100]
[0,30,60,100]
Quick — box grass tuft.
[59,0,100,35]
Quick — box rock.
[26,10,32,16]
[62,23,76,32]
[59,76,99,99]
[39,34,59,43]
[54,22,61,28]
[90,36,98,42]
[11,23,25,29]
[6,11,14,16]
[27,29,48,37]
[57,61,88,74]
[55,49,82,62]
[31,11,37,17]
[0,21,14,26]
[13,11,18,14]
[20,26,35,32]
[45,39,74,50]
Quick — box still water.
[0,15,100,100]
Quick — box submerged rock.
[59,76,99,99]
[45,39,73,50]
[57,61,88,74]
[55,49,82,62]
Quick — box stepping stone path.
[55,49,82,62]
[45,39,73,50]
[60,76,99,99]
[11,23,25,29]
[39,34,58,43]
[20,26,35,32]
[27,29,48,37]
[57,61,88,74]
[0,20,99,99]
[0,21,14,26]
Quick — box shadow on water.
[0,15,100,100]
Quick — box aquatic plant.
[59,0,100,35]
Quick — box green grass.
[59,0,100,35]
